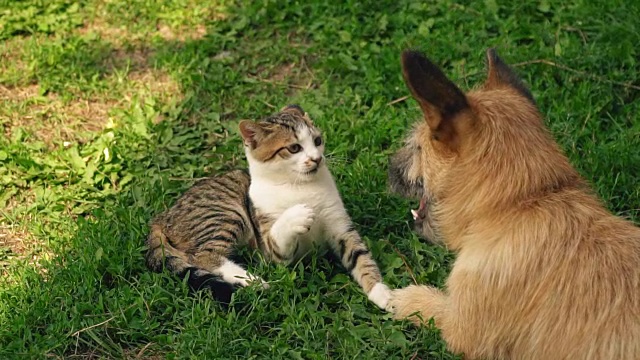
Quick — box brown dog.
[387,49,640,359]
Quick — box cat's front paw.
[282,204,315,236]
[368,282,392,311]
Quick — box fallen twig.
[168,177,211,181]
[246,75,312,90]
[511,59,640,91]
[386,95,410,106]
[70,317,115,337]
[383,239,418,285]
[136,342,154,359]
[261,100,276,109]
[326,283,350,297]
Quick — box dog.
[387,48,640,359]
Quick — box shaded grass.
[0,0,639,358]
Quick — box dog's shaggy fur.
[387,49,640,360]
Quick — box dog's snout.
[388,149,425,199]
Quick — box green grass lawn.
[1,0,638,358]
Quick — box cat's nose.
[309,156,322,165]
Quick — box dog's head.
[389,49,578,244]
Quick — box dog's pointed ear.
[485,48,535,103]
[401,50,470,148]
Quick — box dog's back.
[449,191,640,359]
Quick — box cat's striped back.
[145,170,256,302]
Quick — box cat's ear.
[280,104,313,124]
[280,104,305,116]
[239,120,263,148]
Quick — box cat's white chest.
[249,169,348,251]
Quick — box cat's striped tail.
[145,223,234,303]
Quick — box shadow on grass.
[2,0,640,358]
[0,3,449,358]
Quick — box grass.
[0,0,638,358]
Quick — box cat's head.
[239,105,325,183]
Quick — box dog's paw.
[388,285,445,326]
[368,282,392,311]
[387,288,404,317]
[281,204,315,236]
[388,286,425,322]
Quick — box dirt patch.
[127,69,182,107]
[103,44,182,105]
[0,61,181,146]
[269,62,297,83]
[157,23,208,42]
[80,20,209,44]
[0,83,40,101]
[248,58,316,97]
[60,344,164,360]
[78,19,132,45]
[78,2,219,45]
[0,224,30,257]
[0,5,230,146]
[0,37,29,85]
[108,46,153,72]
[0,219,52,280]
[0,84,115,146]
[249,31,316,95]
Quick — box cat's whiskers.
[293,170,304,186]
[324,153,347,166]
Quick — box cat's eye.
[288,144,302,153]
[314,136,323,146]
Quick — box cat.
[146,105,391,309]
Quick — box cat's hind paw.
[236,273,270,290]
[251,275,270,290]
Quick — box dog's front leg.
[389,285,447,326]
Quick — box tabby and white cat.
[146,105,391,310]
